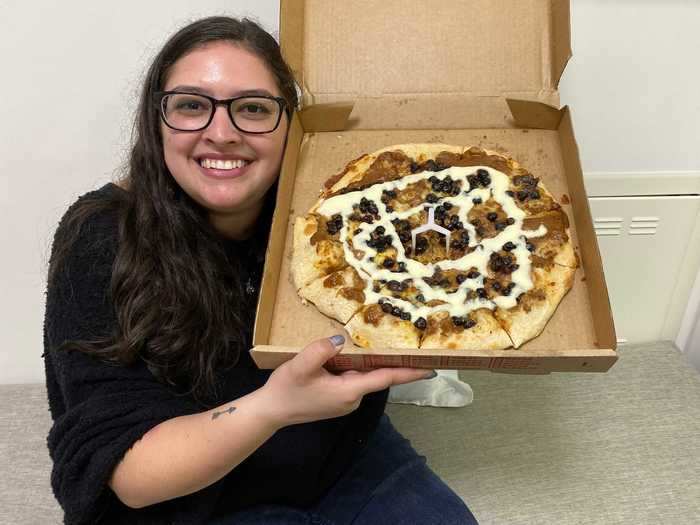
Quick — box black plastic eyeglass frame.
[155,91,287,134]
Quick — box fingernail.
[329,335,345,347]
[423,370,437,379]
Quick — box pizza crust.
[420,308,513,350]
[299,266,365,324]
[290,215,345,290]
[345,305,421,349]
[494,263,576,348]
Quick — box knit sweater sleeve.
[43,188,223,524]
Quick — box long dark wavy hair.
[48,17,298,404]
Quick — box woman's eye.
[177,100,204,111]
[241,104,269,114]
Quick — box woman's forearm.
[108,387,282,509]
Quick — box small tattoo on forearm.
[212,406,237,420]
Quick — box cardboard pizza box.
[250,0,618,374]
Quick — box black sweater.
[43,184,388,524]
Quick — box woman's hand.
[257,335,434,427]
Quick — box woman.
[43,16,478,525]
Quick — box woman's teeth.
[200,158,249,169]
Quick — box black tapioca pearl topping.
[400,280,411,291]
[378,297,386,304]
[391,306,402,317]
[456,274,468,284]
[410,161,420,173]
[477,169,491,186]
[416,293,426,303]
[477,288,488,299]
[487,212,498,222]
[381,302,393,313]
[399,231,410,242]
[506,217,515,225]
[502,282,517,296]
[385,189,397,198]
[465,318,477,329]
[361,215,374,223]
[470,218,481,226]
[495,222,506,231]
[513,174,535,186]
[503,241,516,251]
[414,317,427,330]
[452,316,465,326]
[424,159,439,171]
[353,228,361,235]
[426,193,439,203]
[385,205,394,213]
[439,181,453,193]
[373,284,381,293]
[382,258,394,268]
[428,175,439,183]
[400,311,411,321]
[450,239,464,250]
[397,262,407,272]
[505,190,515,197]
[527,242,536,252]
[415,237,429,254]
[517,190,530,202]
[442,202,453,210]
[467,270,480,280]
[387,280,401,291]
[530,190,540,200]
[492,281,502,291]
[472,197,483,205]
[375,225,385,234]
[460,231,470,241]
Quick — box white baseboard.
[584,171,700,198]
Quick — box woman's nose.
[203,105,242,144]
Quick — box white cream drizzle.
[317,166,547,321]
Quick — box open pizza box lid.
[281,0,572,129]
[250,0,618,374]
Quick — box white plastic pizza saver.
[411,204,451,253]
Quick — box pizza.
[290,144,577,350]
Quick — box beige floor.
[387,341,700,524]
[2,341,699,524]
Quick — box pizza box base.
[250,0,617,374]
[250,101,617,374]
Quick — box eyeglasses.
[156,91,287,134]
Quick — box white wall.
[558,0,700,364]
[2,0,699,383]
[0,0,279,384]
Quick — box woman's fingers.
[288,336,345,378]
[341,367,434,395]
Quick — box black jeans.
[210,413,478,524]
